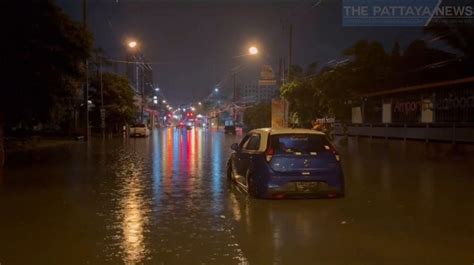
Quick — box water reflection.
[121,175,148,264]
[3,129,474,264]
[211,132,223,198]
[112,150,151,265]
[152,131,162,200]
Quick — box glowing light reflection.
[211,132,222,198]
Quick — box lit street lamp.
[249,46,258,55]
[128,41,137,49]
[127,39,147,122]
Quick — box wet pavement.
[0,128,473,265]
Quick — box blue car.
[227,128,344,199]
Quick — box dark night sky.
[58,0,422,105]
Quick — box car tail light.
[325,144,340,162]
[265,147,274,162]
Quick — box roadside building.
[240,82,279,103]
[239,65,279,103]
[338,76,474,142]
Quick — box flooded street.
[1,128,473,265]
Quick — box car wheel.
[227,165,233,181]
[247,172,259,198]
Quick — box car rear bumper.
[261,175,344,199]
[130,132,147,137]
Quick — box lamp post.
[232,46,259,120]
[127,40,145,122]
[82,0,89,142]
[99,57,105,138]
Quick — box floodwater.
[0,128,473,265]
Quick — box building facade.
[337,76,474,143]
[240,82,279,103]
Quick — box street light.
[127,39,145,121]
[155,87,160,92]
[214,88,219,93]
[198,102,202,106]
[162,100,167,104]
[128,41,137,49]
[249,46,258,55]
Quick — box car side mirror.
[231,143,240,151]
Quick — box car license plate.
[295,182,319,191]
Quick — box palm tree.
[424,22,474,60]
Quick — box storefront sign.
[393,100,421,114]
[435,95,474,110]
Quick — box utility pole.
[141,65,145,123]
[232,72,236,121]
[135,60,143,122]
[83,0,89,142]
[100,58,105,137]
[287,23,293,82]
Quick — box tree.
[281,79,321,127]
[0,1,92,166]
[278,34,471,128]
[243,103,271,130]
[342,40,392,93]
[424,22,474,62]
[400,39,458,86]
[281,65,352,127]
[89,73,137,133]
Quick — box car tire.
[247,172,259,198]
[227,165,233,181]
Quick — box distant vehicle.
[176,121,185,129]
[224,120,236,134]
[227,128,344,199]
[186,120,194,130]
[129,123,150,137]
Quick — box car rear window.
[269,134,330,154]
[245,135,260,151]
[132,124,146,128]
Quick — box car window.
[244,134,260,151]
[269,134,330,154]
[239,135,250,148]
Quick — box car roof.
[250,128,326,136]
